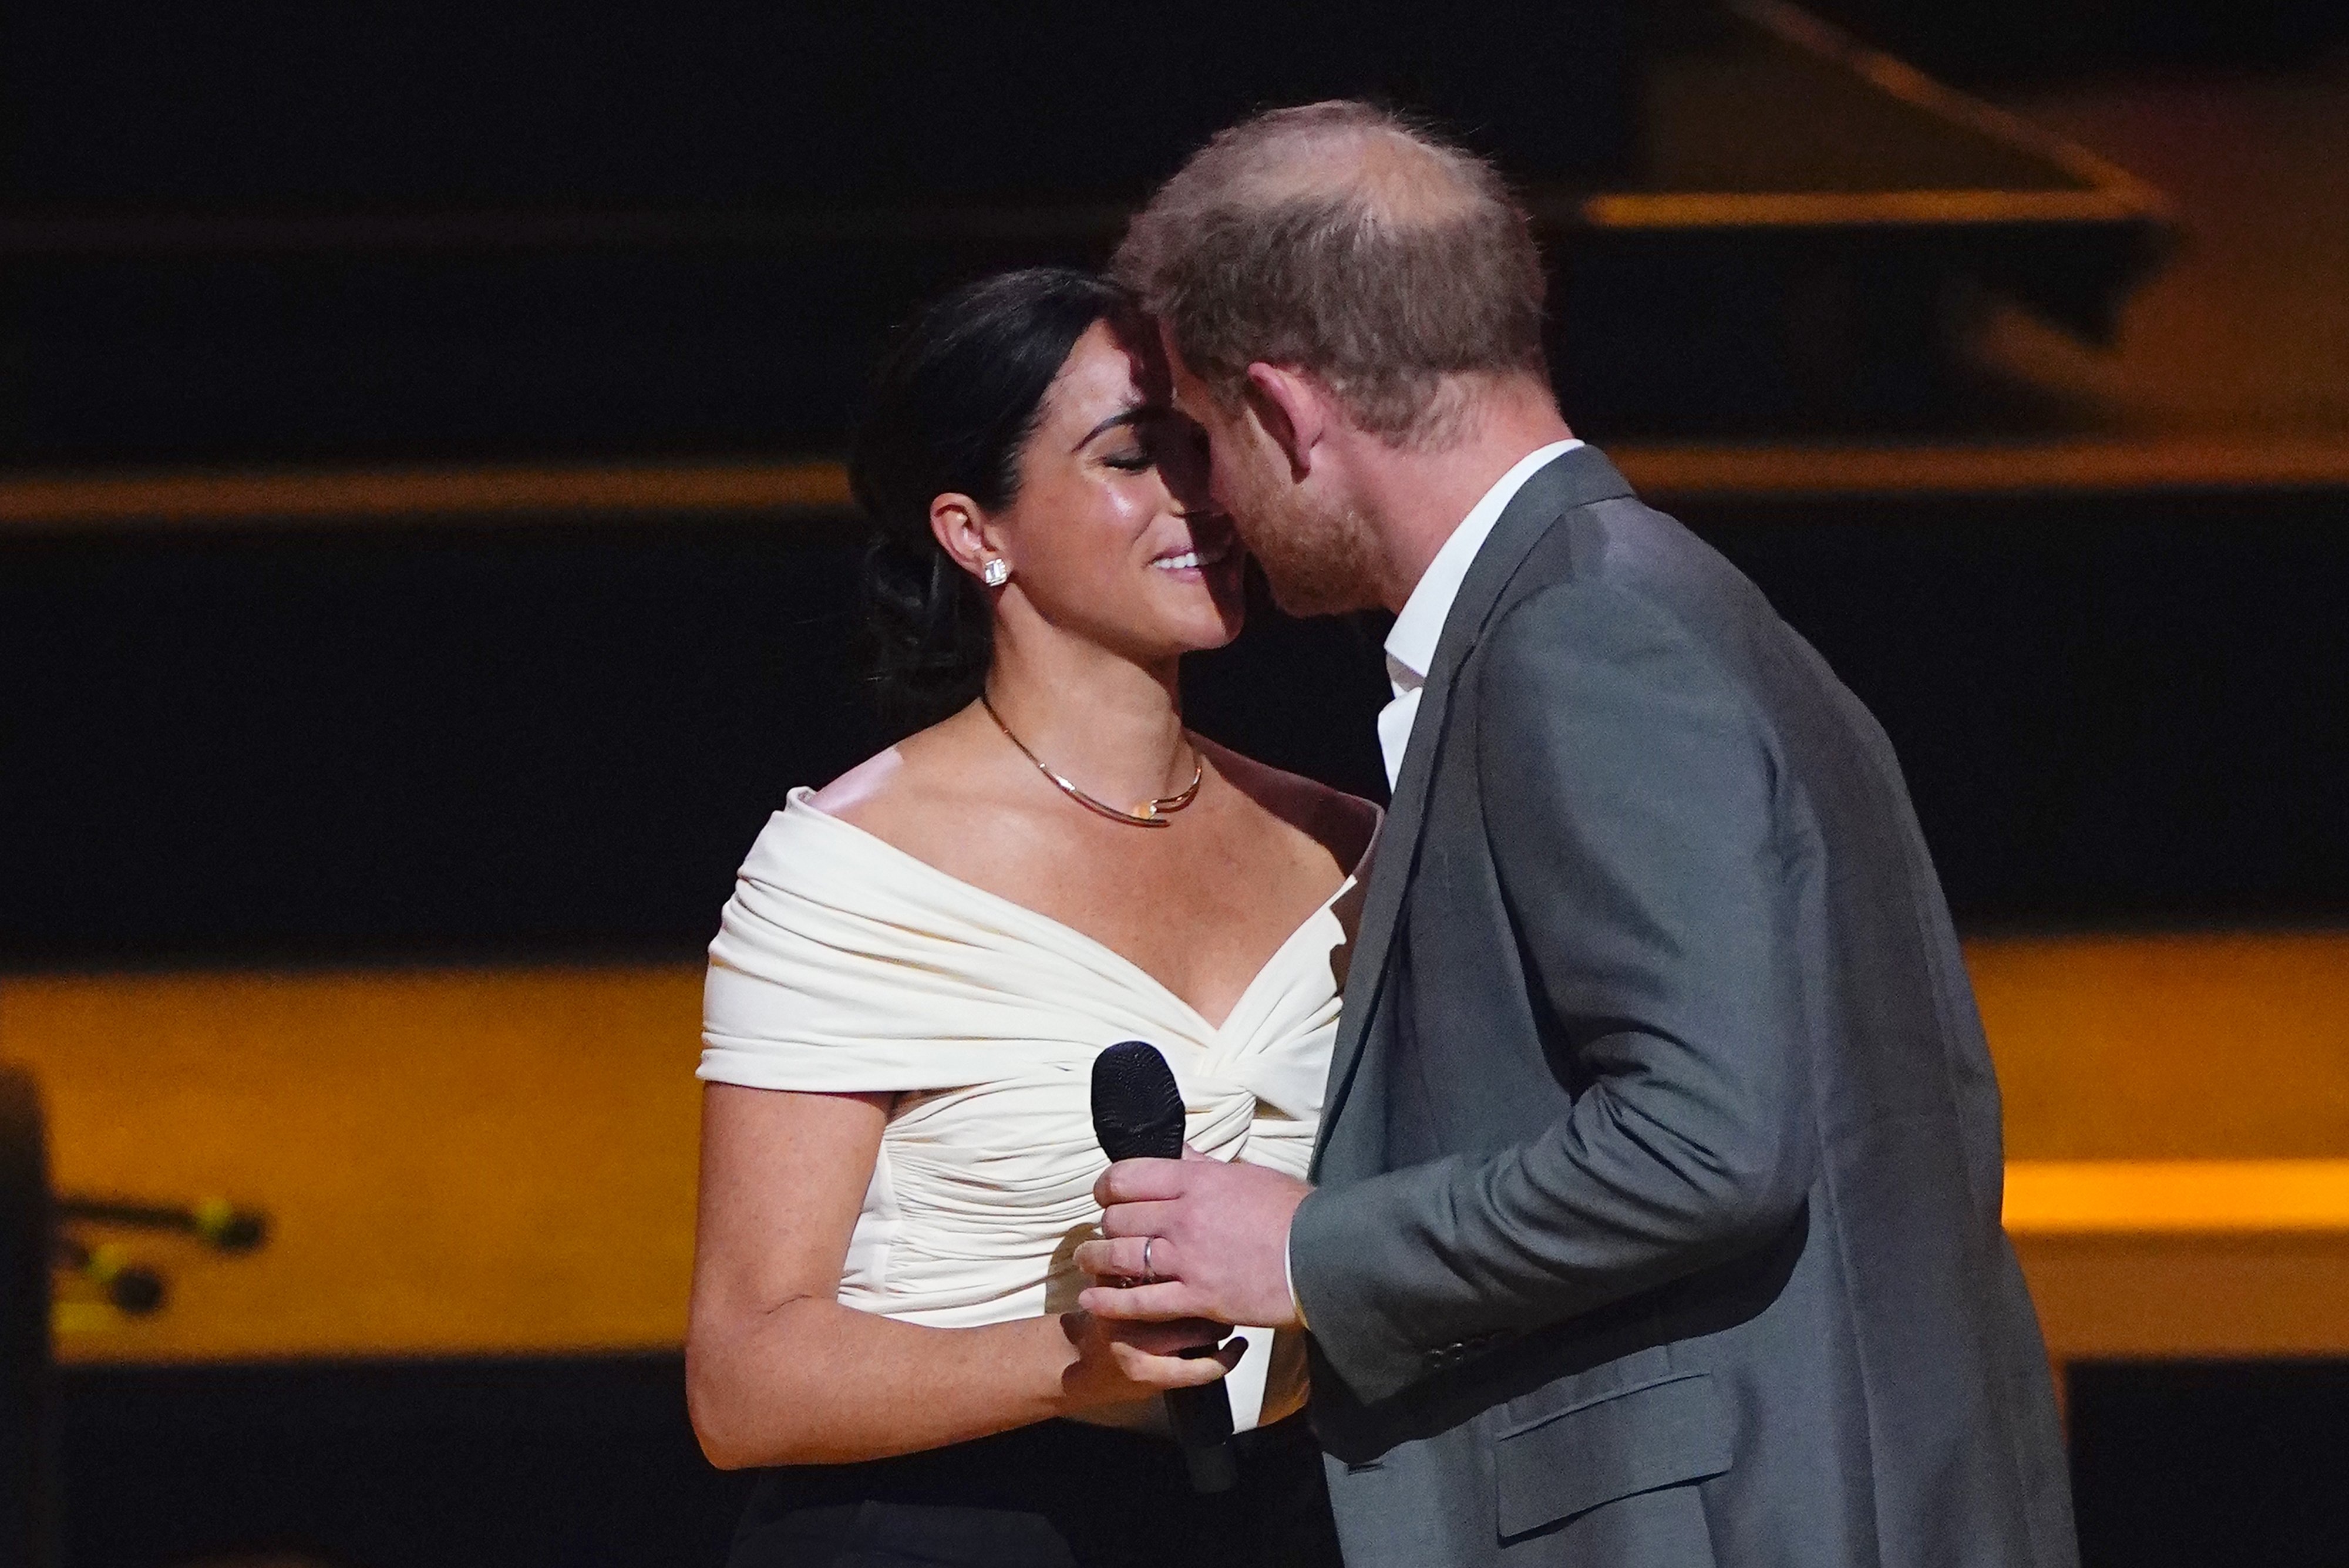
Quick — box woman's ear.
[1241,363,1327,481]
[928,494,1004,583]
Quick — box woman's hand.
[1054,1309,1244,1414]
[691,1085,1248,1468]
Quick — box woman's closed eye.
[1102,447,1155,473]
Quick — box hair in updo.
[852,267,1134,732]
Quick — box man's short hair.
[1112,100,1549,447]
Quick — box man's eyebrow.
[1072,405,1166,451]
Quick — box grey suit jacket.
[1290,446,2077,1567]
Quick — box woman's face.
[984,316,1244,662]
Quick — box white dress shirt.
[1285,438,1581,1331]
[1377,439,1583,790]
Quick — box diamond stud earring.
[981,558,1010,588]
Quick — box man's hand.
[1075,1155,1311,1330]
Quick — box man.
[1075,102,2077,1566]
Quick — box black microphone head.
[1091,1040,1186,1162]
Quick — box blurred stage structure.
[4,934,2346,1562]
[5,944,2344,1370]
[1,1,2173,460]
[4,1,2347,1564]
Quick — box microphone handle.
[1166,1378,1239,1493]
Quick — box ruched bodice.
[699,788,1366,1429]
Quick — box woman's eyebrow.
[1071,404,1167,451]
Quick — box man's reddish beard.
[1221,446,1383,618]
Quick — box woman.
[687,268,1377,1568]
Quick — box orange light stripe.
[0,458,852,531]
[12,437,2349,535]
[2004,1160,2349,1235]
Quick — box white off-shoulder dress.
[699,788,1365,1432]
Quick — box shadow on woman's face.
[994,317,1246,665]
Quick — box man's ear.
[1241,364,1328,480]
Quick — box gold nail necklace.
[981,696,1203,829]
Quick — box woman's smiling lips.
[1149,522,1238,576]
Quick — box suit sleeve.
[1289,578,1815,1405]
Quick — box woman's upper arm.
[689,1084,890,1325]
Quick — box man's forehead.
[1152,318,1186,371]
[1152,320,1209,404]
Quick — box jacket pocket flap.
[1493,1372,1731,1540]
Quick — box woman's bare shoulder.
[804,747,908,822]
[804,709,992,843]
[1199,738,1381,872]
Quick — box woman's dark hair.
[851,266,1133,732]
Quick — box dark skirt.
[725,1414,1344,1568]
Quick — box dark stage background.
[6,488,2347,968]
[6,2,2348,1566]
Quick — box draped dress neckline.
[787,787,1376,1038]
[698,788,1377,1431]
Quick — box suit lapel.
[1315,446,1635,1153]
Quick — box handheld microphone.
[1090,1039,1239,1494]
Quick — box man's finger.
[1078,1280,1207,1322]
[1072,1236,1157,1281]
[1095,1156,1190,1206]
[1093,1198,1180,1240]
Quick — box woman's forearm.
[685,1086,1224,1469]
[688,1297,1090,1469]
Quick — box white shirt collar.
[1383,439,1582,694]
